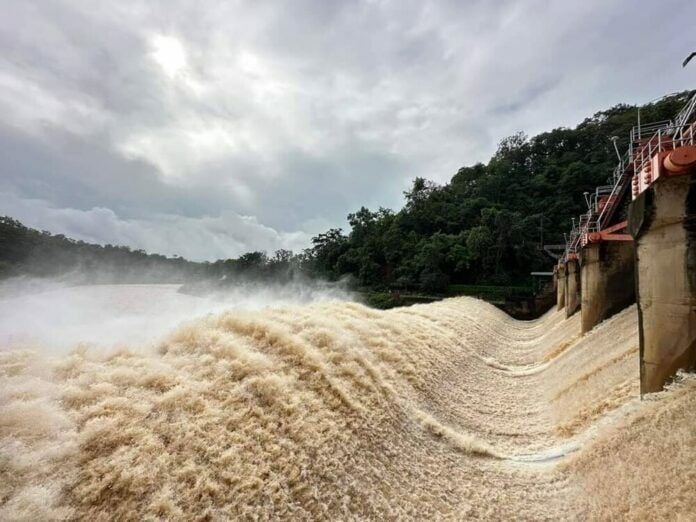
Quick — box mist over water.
[1,293,694,519]
[0,277,354,353]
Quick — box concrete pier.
[629,174,696,394]
[556,264,566,310]
[564,259,581,318]
[580,241,635,334]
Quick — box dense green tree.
[308,90,695,293]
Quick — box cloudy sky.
[1,0,694,260]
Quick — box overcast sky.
[1,1,694,260]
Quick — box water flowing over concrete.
[1,293,694,519]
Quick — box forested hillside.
[0,217,301,284]
[2,91,691,296]
[308,91,693,292]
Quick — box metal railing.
[630,120,672,144]
[674,92,696,129]
[559,92,696,265]
[632,92,696,174]
[562,160,633,260]
[594,156,630,232]
[632,123,696,174]
[561,162,629,262]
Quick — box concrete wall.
[556,264,566,310]
[580,241,636,334]
[629,173,696,394]
[565,259,581,318]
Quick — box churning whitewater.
[1,296,695,520]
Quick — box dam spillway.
[1,297,694,520]
[553,91,696,394]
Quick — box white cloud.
[150,34,188,77]
[0,64,109,137]
[0,0,694,259]
[0,192,309,261]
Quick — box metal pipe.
[611,136,622,162]
[664,146,696,173]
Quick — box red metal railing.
[559,92,696,265]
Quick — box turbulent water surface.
[1,285,695,520]
[0,281,351,352]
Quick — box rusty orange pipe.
[664,146,696,174]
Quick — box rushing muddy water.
[1,288,694,519]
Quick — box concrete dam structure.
[2,96,695,519]
[553,91,696,395]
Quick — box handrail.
[631,93,696,173]
[630,120,672,144]
[633,122,696,174]
[674,92,696,129]
[559,92,696,265]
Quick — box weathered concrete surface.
[580,241,636,335]
[565,259,581,318]
[629,173,696,394]
[556,264,566,310]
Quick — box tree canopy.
[306,91,694,292]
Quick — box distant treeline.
[0,217,307,284]
[2,90,691,293]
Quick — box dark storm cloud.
[0,0,694,259]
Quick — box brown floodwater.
[1,292,694,519]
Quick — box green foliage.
[0,216,199,282]
[4,91,691,297]
[307,91,695,291]
[363,292,405,309]
[362,291,439,310]
[0,217,303,285]
[446,284,533,301]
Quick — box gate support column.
[565,258,580,318]
[580,241,635,334]
[630,174,696,394]
[556,264,566,310]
